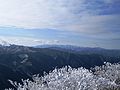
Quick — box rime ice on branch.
[7,63,120,90]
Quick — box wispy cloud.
[0,0,119,30]
[60,15,120,34]
[0,0,120,49]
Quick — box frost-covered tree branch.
[6,63,120,90]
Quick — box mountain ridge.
[35,44,120,57]
[0,44,119,89]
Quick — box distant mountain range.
[35,44,120,57]
[0,44,120,89]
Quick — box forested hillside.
[0,45,119,89]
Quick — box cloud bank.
[0,36,61,46]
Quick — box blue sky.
[0,0,120,49]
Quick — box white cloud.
[0,0,97,28]
[0,0,119,35]
[0,0,81,28]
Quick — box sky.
[0,0,120,49]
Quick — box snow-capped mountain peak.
[0,39,11,46]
